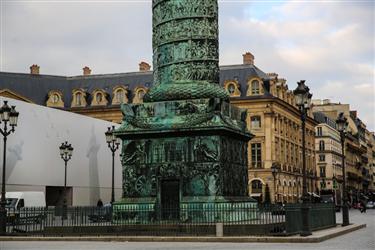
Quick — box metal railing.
[4,203,336,236]
[285,203,336,234]
[5,203,286,236]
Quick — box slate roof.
[313,112,337,129]
[0,64,269,108]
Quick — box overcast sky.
[1,0,374,130]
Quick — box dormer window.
[139,90,145,99]
[112,86,128,105]
[91,89,108,106]
[71,89,87,108]
[133,87,148,104]
[247,78,262,96]
[224,80,241,97]
[251,80,260,94]
[46,90,64,108]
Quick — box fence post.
[216,222,223,237]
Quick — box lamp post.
[336,112,349,226]
[271,163,280,203]
[105,126,120,204]
[59,141,73,221]
[0,101,19,235]
[293,80,312,236]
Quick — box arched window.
[47,90,64,108]
[116,89,124,103]
[96,93,102,103]
[71,89,87,107]
[76,92,82,106]
[251,80,260,95]
[319,140,325,151]
[138,89,145,100]
[133,87,147,104]
[251,180,262,193]
[52,94,59,103]
[228,83,235,94]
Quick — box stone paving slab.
[0,223,366,243]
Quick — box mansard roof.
[0,64,268,108]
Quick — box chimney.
[30,64,40,75]
[243,52,254,65]
[83,66,91,76]
[139,61,151,72]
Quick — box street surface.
[0,209,374,250]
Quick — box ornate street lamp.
[59,141,73,222]
[271,163,280,203]
[105,126,120,204]
[336,112,349,226]
[0,101,19,235]
[293,80,312,236]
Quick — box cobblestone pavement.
[0,209,373,250]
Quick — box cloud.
[1,0,374,130]
[218,1,374,130]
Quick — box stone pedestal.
[113,98,256,223]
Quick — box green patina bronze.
[114,0,256,223]
[144,0,229,102]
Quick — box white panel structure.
[0,97,122,206]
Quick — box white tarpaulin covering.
[0,97,122,206]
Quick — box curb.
[0,224,366,243]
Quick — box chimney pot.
[83,66,91,76]
[30,64,40,75]
[243,52,254,65]
[139,61,151,72]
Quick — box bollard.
[216,222,223,237]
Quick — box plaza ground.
[0,209,374,250]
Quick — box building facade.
[313,112,343,202]
[312,99,373,204]
[231,71,317,204]
[0,52,317,203]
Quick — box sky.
[0,0,374,130]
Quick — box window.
[138,89,145,100]
[319,154,326,162]
[52,94,59,103]
[251,180,262,193]
[317,127,322,136]
[319,140,325,151]
[96,93,103,103]
[133,88,147,103]
[251,116,261,129]
[76,92,82,106]
[251,143,262,168]
[116,89,124,103]
[319,166,326,177]
[227,84,235,94]
[251,80,260,94]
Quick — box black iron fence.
[5,203,284,236]
[4,203,335,236]
[285,203,336,234]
